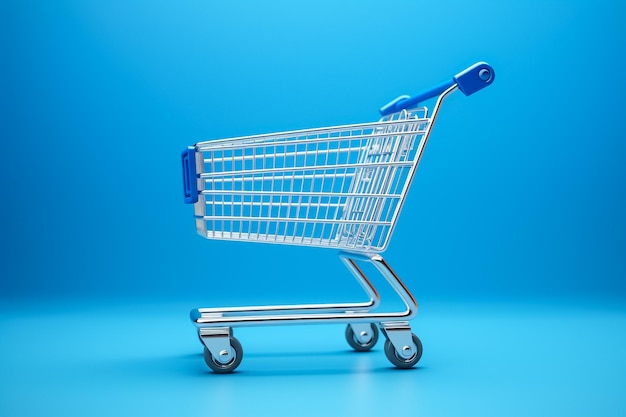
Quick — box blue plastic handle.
[379,62,495,116]
[182,146,198,204]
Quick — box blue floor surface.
[1,296,625,417]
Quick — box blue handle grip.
[182,146,198,204]
[379,62,495,116]
[453,62,495,96]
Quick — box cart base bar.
[191,252,422,371]
[190,252,416,328]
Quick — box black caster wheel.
[345,323,379,352]
[384,333,422,368]
[203,336,243,373]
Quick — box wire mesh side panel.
[194,109,429,252]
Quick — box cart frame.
[181,62,495,372]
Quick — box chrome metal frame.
[191,84,460,367]
[193,251,420,360]
[191,251,417,327]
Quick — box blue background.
[1,1,625,416]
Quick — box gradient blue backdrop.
[2,0,625,301]
[2,1,626,416]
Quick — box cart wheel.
[384,333,422,369]
[345,323,379,352]
[203,336,243,374]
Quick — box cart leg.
[340,252,422,367]
[339,252,418,321]
[340,252,419,358]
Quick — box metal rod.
[195,119,428,150]
[191,252,417,328]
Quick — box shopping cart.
[181,62,495,373]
